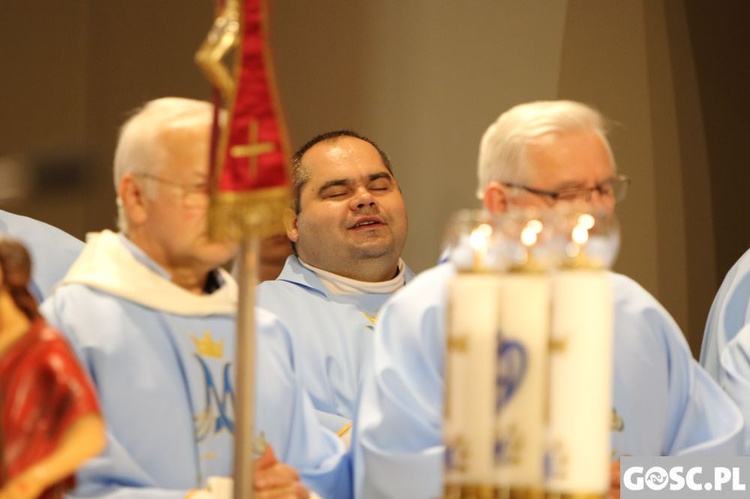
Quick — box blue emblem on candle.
[496,337,528,411]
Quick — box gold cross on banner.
[230,119,275,177]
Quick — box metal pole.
[233,235,258,498]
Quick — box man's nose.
[351,188,376,209]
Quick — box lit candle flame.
[470,223,493,270]
[470,223,493,250]
[578,213,595,230]
[566,215,593,261]
[521,219,543,247]
[572,225,589,245]
[572,214,594,245]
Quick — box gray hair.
[114,97,214,231]
[476,100,615,199]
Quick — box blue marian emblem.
[496,337,528,411]
[194,354,236,440]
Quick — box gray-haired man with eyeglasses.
[477,101,628,214]
[40,97,351,498]
[354,100,743,498]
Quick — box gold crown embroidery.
[191,331,224,358]
[611,406,625,432]
[361,311,377,326]
[253,432,270,457]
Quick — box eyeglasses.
[502,175,630,204]
[135,173,210,209]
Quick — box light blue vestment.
[355,263,744,498]
[0,209,83,301]
[701,249,750,380]
[701,248,750,451]
[257,256,414,433]
[41,231,350,498]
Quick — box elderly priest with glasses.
[41,97,350,498]
[354,100,744,499]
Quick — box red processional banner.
[197,0,292,241]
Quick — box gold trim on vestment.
[337,422,353,438]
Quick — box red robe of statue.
[0,318,100,499]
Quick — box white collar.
[298,258,406,295]
[58,230,237,316]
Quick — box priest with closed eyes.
[257,130,414,443]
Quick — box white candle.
[494,272,549,492]
[445,272,502,488]
[546,270,613,495]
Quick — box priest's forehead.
[154,124,211,177]
[477,100,616,196]
[114,98,213,183]
[290,130,393,212]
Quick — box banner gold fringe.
[209,186,290,241]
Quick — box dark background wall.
[683,0,750,286]
[1,0,748,356]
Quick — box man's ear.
[119,173,148,228]
[482,181,509,214]
[284,207,299,243]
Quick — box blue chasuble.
[41,231,351,498]
[257,255,414,433]
[0,209,83,301]
[354,263,743,498]
[701,248,750,451]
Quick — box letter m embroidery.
[194,354,235,441]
